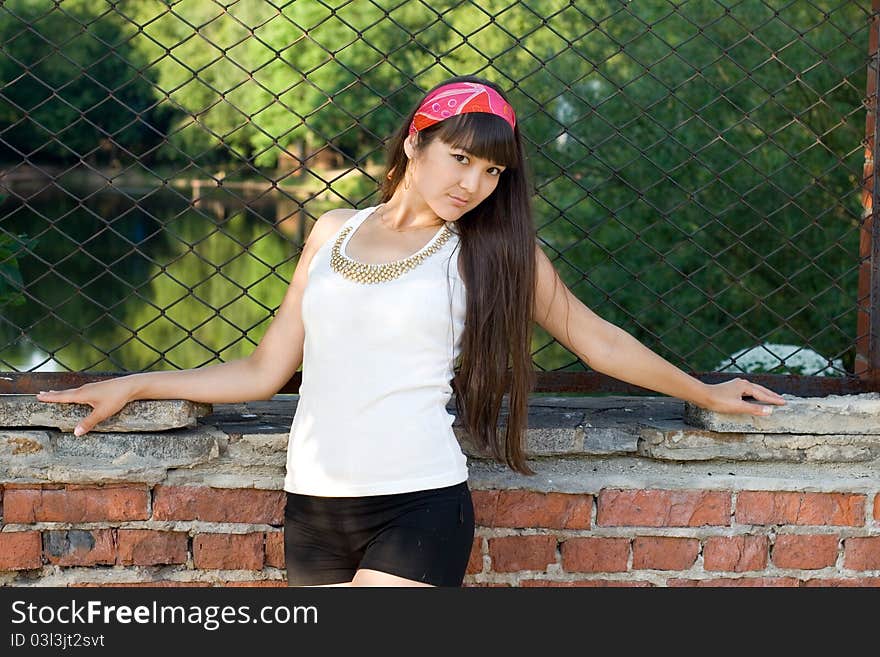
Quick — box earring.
[403,168,412,191]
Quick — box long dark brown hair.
[380,75,537,475]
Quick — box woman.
[36,75,786,587]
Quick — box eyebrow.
[461,150,505,168]
[449,145,506,169]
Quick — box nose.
[459,166,480,193]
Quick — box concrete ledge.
[0,395,212,432]
[466,453,880,494]
[639,420,880,462]
[0,427,225,485]
[684,393,880,434]
[2,394,879,492]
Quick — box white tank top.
[283,205,470,496]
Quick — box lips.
[449,194,469,207]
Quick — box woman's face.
[405,135,507,222]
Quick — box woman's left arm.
[532,245,786,416]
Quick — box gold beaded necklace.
[329,209,453,285]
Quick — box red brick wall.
[464,488,880,587]
[0,484,286,587]
[3,484,879,586]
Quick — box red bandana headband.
[408,81,516,136]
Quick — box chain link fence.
[0,0,876,395]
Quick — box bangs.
[431,112,519,169]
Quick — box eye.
[452,153,468,164]
[487,166,503,176]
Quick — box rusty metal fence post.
[858,0,880,386]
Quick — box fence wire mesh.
[0,0,876,394]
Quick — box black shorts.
[283,480,474,587]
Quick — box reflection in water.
[17,347,65,373]
[1,184,312,372]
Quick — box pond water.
[1,182,312,373]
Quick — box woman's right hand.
[36,379,135,436]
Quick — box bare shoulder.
[305,207,359,252]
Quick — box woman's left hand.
[699,378,787,417]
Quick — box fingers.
[737,385,785,416]
[746,385,786,405]
[744,401,774,416]
[75,411,105,437]
[740,390,782,416]
[714,381,775,416]
[34,389,96,436]
[35,389,86,404]
[732,379,786,405]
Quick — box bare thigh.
[303,569,433,587]
[304,581,353,587]
[352,568,433,587]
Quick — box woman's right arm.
[36,208,354,435]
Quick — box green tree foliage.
[0,0,165,163]
[517,1,866,374]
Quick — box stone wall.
[1,394,879,587]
